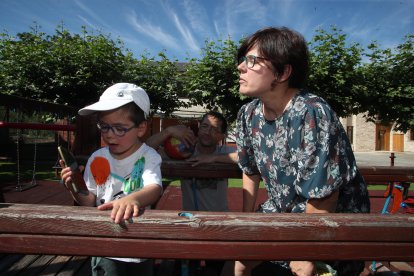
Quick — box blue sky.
[0,0,413,61]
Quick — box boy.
[146,111,237,276]
[147,111,237,212]
[60,82,162,276]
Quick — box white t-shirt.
[83,143,162,263]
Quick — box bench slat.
[1,235,413,261]
[1,204,413,261]
[161,161,414,183]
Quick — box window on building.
[347,126,354,144]
[411,129,414,141]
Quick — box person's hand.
[290,261,316,276]
[97,195,141,224]
[187,154,216,167]
[59,160,73,190]
[167,125,196,148]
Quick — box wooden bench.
[0,203,413,261]
[161,161,414,182]
[161,161,414,191]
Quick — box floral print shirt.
[236,90,370,214]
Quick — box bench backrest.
[0,203,413,261]
[161,161,414,183]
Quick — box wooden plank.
[0,204,413,261]
[161,160,242,178]
[1,204,413,242]
[0,254,24,274]
[23,255,56,276]
[3,181,74,206]
[40,255,73,276]
[58,255,90,276]
[161,161,414,182]
[390,261,414,272]
[1,235,413,261]
[3,255,40,276]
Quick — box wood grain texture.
[161,161,414,183]
[1,203,413,261]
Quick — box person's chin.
[239,87,248,95]
[239,88,253,97]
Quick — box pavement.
[353,151,414,166]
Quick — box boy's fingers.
[133,205,139,217]
[114,205,126,224]
[97,202,112,210]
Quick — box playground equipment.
[371,180,413,273]
[14,128,37,191]
[0,121,75,192]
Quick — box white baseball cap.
[78,83,150,118]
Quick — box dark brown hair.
[237,26,309,88]
[201,111,228,134]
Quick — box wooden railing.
[161,160,414,184]
[0,203,413,261]
[1,162,413,262]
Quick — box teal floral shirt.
[236,90,370,214]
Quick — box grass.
[165,177,412,191]
[0,160,59,183]
[164,178,254,188]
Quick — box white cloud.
[77,15,98,30]
[220,0,267,38]
[126,10,179,50]
[171,13,199,52]
[74,0,110,29]
[181,0,211,39]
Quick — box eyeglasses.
[238,55,268,68]
[97,122,136,137]
[199,123,222,135]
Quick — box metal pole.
[389,152,395,166]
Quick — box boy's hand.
[59,160,73,189]
[98,196,141,224]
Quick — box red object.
[163,136,194,160]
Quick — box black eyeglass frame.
[238,55,268,68]
[96,122,137,137]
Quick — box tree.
[0,24,186,118]
[183,38,247,122]
[123,51,185,117]
[0,24,129,109]
[308,26,364,117]
[362,35,414,131]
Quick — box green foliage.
[1,24,413,132]
[0,24,128,109]
[362,35,414,131]
[123,51,185,117]
[308,26,364,117]
[183,38,247,122]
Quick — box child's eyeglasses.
[97,122,136,137]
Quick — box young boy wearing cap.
[60,82,162,276]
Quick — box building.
[340,113,414,152]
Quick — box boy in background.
[146,111,237,276]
